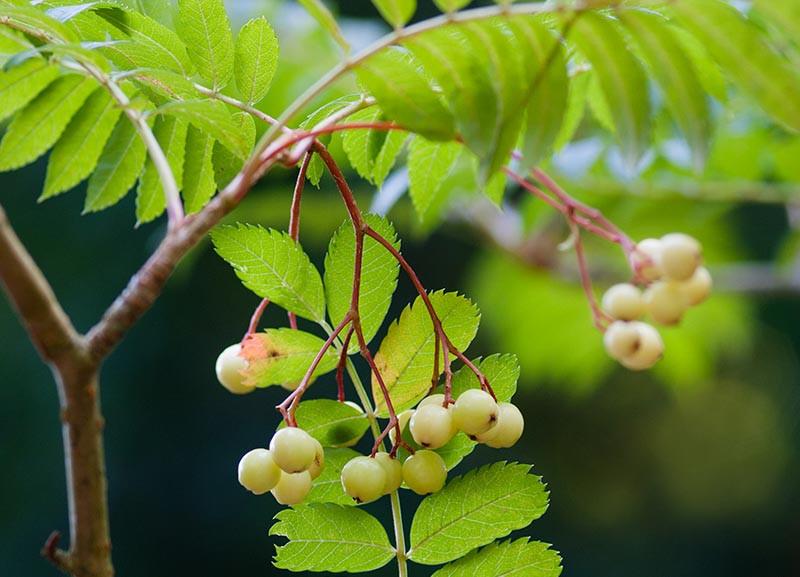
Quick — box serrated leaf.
[619,9,711,172]
[0,75,96,172]
[324,214,399,353]
[407,136,462,222]
[409,462,549,565]
[437,354,520,403]
[342,107,406,185]
[306,152,324,187]
[136,115,187,223]
[234,16,278,105]
[131,68,199,102]
[432,539,562,577]
[671,0,800,132]
[570,12,650,168]
[0,58,57,122]
[306,447,361,505]
[43,88,122,199]
[0,6,77,43]
[84,115,148,212]
[433,0,470,13]
[281,399,369,448]
[270,504,394,572]
[159,99,248,159]
[373,291,480,416]
[181,124,215,213]
[297,0,349,53]
[357,47,456,141]
[211,225,326,322]
[372,0,415,29]
[212,111,255,189]
[240,329,338,389]
[176,0,234,89]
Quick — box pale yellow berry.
[453,389,499,435]
[402,450,447,495]
[602,283,645,321]
[237,449,281,495]
[418,394,446,409]
[634,238,663,281]
[307,438,325,480]
[476,403,525,448]
[271,471,312,505]
[604,321,642,361]
[644,281,688,326]
[410,404,456,449]
[680,266,712,306]
[389,410,414,445]
[620,322,664,371]
[341,456,387,503]
[374,452,403,494]
[659,233,702,281]
[269,427,317,473]
[215,344,254,395]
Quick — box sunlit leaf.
[234,16,278,105]
[432,539,562,577]
[136,115,187,223]
[176,0,234,89]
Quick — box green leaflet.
[234,16,278,105]
[270,504,394,572]
[181,125,216,214]
[341,107,407,186]
[43,89,122,200]
[619,9,711,172]
[176,0,234,90]
[371,0,416,29]
[554,68,590,150]
[84,115,148,213]
[409,462,549,565]
[281,399,369,448]
[211,224,326,322]
[407,136,462,223]
[671,0,800,132]
[0,5,77,43]
[0,27,32,66]
[754,0,800,45]
[212,112,255,190]
[357,47,456,141]
[159,99,249,159]
[0,75,96,172]
[0,58,58,123]
[571,12,651,168]
[297,0,350,53]
[436,354,520,403]
[131,68,199,102]
[433,0,471,13]
[372,291,480,416]
[324,215,400,353]
[136,115,187,224]
[432,539,563,577]
[306,447,361,505]
[240,329,338,389]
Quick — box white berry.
[409,404,456,449]
[389,409,414,445]
[453,389,499,435]
[634,238,663,281]
[659,233,701,281]
[604,321,642,361]
[270,471,312,505]
[476,403,525,448]
[215,344,254,395]
[644,281,688,326]
[402,450,447,495]
[341,456,387,504]
[374,452,403,494]
[620,322,664,371]
[680,266,712,306]
[307,437,325,480]
[418,394,446,409]
[237,449,281,495]
[269,427,317,473]
[602,283,645,321]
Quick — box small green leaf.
[136,115,187,223]
[0,6,77,43]
[0,27,32,66]
[297,0,350,53]
[176,0,234,89]
[0,75,96,172]
[43,89,122,200]
[306,152,324,187]
[270,504,394,572]
[282,399,369,448]
[433,0,471,13]
[438,354,520,403]
[432,539,562,577]
[84,115,148,213]
[754,0,800,45]
[554,69,590,150]
[407,136,462,222]
[306,448,361,505]
[211,224,326,322]
[571,12,650,168]
[373,291,480,416]
[671,27,727,103]
[240,329,338,389]
[234,16,279,105]
[671,0,800,132]
[342,107,407,185]
[409,462,549,565]
[212,111,255,189]
[357,47,456,141]
[0,58,58,122]
[181,125,215,213]
[159,99,248,159]
[371,0,416,29]
[324,214,400,353]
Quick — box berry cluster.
[603,233,712,370]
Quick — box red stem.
[243,298,270,343]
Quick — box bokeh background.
[2,1,800,576]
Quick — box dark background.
[2,1,800,576]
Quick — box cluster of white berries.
[238,427,325,505]
[603,233,712,370]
